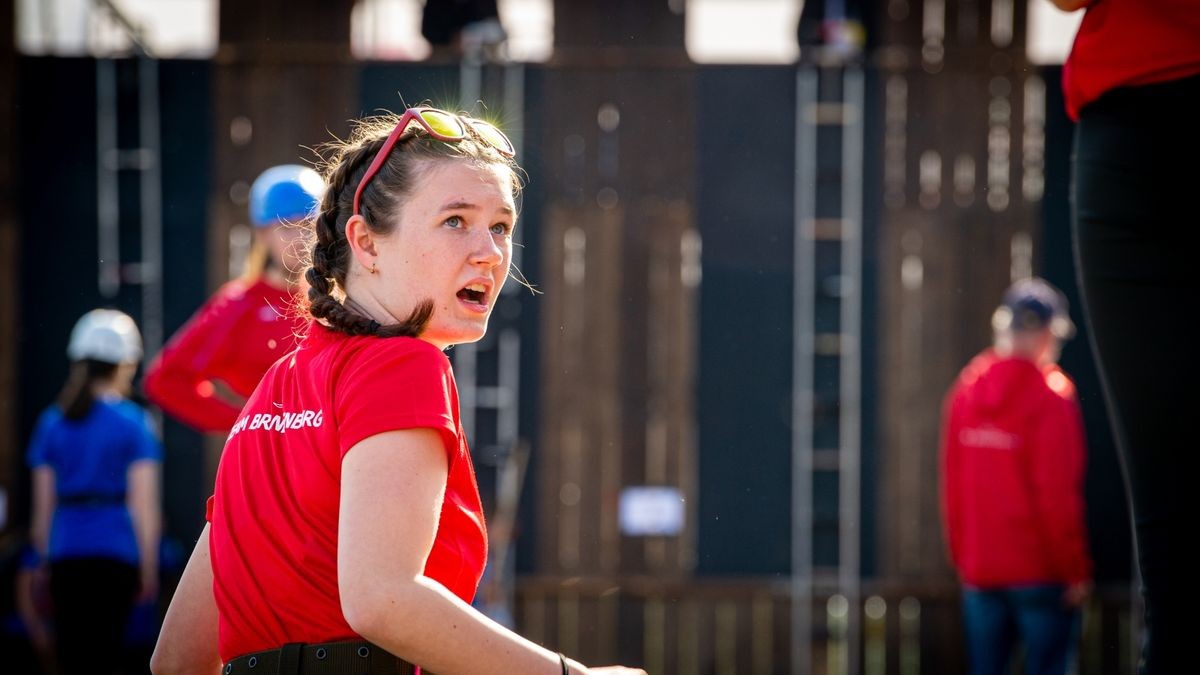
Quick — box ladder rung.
[103,148,156,170]
[804,102,859,125]
[814,333,843,356]
[803,218,845,241]
[813,449,840,471]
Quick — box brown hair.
[239,238,272,283]
[57,359,120,420]
[305,113,521,338]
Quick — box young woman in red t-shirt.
[151,109,645,675]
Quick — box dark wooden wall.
[209,0,358,292]
[536,0,699,580]
[872,0,1044,583]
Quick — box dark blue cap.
[999,277,1075,338]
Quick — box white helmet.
[67,309,143,364]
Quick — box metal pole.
[502,62,525,275]
[791,65,819,675]
[839,66,865,675]
[96,58,120,298]
[138,53,164,361]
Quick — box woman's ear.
[344,215,379,272]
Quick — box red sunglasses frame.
[352,107,514,217]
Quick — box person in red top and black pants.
[941,278,1093,675]
[150,108,644,675]
[1054,2,1200,672]
[144,165,322,433]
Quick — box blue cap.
[999,277,1075,339]
[248,164,324,227]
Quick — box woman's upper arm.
[338,428,449,619]
[152,524,220,675]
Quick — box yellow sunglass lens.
[418,110,465,138]
[469,121,514,154]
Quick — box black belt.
[223,640,424,675]
[59,493,126,507]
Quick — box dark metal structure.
[0,0,16,522]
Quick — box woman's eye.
[444,215,464,228]
[490,222,511,236]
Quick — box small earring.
[370,262,378,275]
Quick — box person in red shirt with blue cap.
[144,165,324,433]
[940,277,1093,675]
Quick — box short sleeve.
[25,408,59,468]
[133,408,164,462]
[334,340,458,460]
[118,401,164,463]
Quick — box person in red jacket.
[143,165,323,433]
[1052,2,1200,671]
[941,277,1092,675]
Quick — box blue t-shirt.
[26,398,162,565]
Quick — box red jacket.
[940,350,1092,587]
[144,278,303,433]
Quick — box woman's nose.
[471,229,505,267]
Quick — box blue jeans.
[962,585,1080,675]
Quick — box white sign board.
[619,486,685,536]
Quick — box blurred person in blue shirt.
[28,309,162,675]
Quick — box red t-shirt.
[145,278,303,432]
[1063,0,1200,120]
[939,350,1092,588]
[207,322,487,661]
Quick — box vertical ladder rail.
[97,58,120,299]
[839,66,865,675]
[455,58,485,443]
[791,65,819,675]
[138,54,164,360]
[503,62,526,276]
[452,55,526,458]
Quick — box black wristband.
[558,652,569,675]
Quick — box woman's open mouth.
[457,283,489,312]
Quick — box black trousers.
[49,557,139,675]
[1072,73,1200,675]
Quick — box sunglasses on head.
[352,107,516,216]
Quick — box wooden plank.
[536,51,698,580]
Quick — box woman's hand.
[1047,0,1093,11]
[1063,580,1093,607]
[561,654,646,675]
[138,562,160,604]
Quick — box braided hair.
[305,113,520,338]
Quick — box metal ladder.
[94,0,164,363]
[791,63,866,675]
[451,52,529,626]
[452,48,526,458]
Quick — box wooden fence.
[516,577,1137,675]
